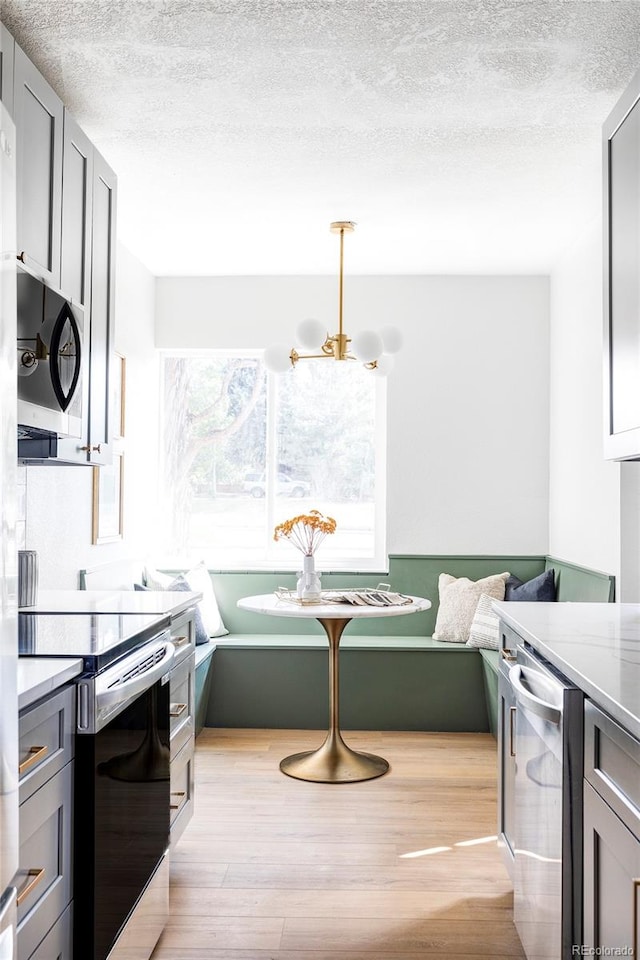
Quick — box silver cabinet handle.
[170,703,187,718]
[509,707,516,758]
[508,664,562,725]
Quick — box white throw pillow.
[183,561,228,638]
[143,561,228,638]
[467,593,500,649]
[143,565,174,591]
[433,571,509,643]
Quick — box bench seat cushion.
[213,633,481,651]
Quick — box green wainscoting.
[157,554,616,734]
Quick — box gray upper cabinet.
[0,23,14,110]
[13,43,63,287]
[87,149,116,465]
[603,64,640,460]
[61,111,93,309]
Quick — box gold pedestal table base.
[279,617,390,784]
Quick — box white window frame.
[159,348,387,572]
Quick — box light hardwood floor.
[152,729,525,959]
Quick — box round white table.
[237,592,432,783]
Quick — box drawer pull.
[16,868,45,905]
[173,635,190,648]
[501,648,517,662]
[634,877,639,960]
[170,703,187,718]
[19,745,48,775]
[170,791,186,810]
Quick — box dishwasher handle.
[509,664,562,726]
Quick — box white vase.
[297,554,322,600]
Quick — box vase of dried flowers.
[273,509,337,601]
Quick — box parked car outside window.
[242,472,310,498]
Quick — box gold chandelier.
[264,221,402,375]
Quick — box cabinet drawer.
[170,737,194,849]
[497,622,521,666]
[19,686,75,804]
[17,763,73,960]
[27,902,72,960]
[170,651,195,759]
[171,609,196,665]
[585,700,640,837]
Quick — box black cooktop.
[18,611,171,673]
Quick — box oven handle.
[508,664,562,725]
[96,641,175,710]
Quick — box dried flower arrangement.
[273,509,337,556]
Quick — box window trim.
[159,348,387,572]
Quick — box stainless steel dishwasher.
[508,644,584,960]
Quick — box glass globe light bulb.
[296,318,327,351]
[373,353,395,376]
[351,330,383,363]
[379,325,403,354]
[17,351,38,377]
[263,343,293,374]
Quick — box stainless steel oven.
[506,643,583,960]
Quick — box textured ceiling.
[3,0,640,275]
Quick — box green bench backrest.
[210,555,550,636]
[544,556,615,603]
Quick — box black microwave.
[17,269,85,443]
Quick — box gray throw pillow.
[505,569,556,602]
[135,578,209,645]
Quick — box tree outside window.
[161,352,385,568]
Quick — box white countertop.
[493,601,640,740]
[19,589,201,618]
[17,657,83,711]
[237,593,431,620]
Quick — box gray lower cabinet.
[169,627,196,849]
[13,41,63,287]
[497,667,516,879]
[28,904,72,960]
[583,701,640,954]
[18,686,74,960]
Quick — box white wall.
[24,244,160,588]
[548,221,620,578]
[157,274,551,556]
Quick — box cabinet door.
[87,148,117,464]
[14,44,63,287]
[497,669,516,879]
[583,779,640,953]
[0,23,14,111]
[61,111,93,309]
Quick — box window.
[160,351,386,569]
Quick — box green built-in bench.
[203,554,615,734]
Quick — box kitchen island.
[493,600,640,739]
[493,601,640,959]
